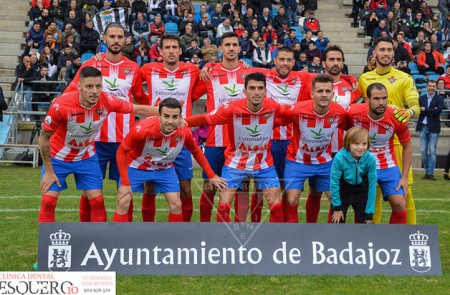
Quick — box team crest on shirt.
[388,76,397,84]
[96,108,104,116]
[122,67,133,76]
[263,112,272,119]
[45,116,52,125]
[327,116,336,124]
[341,86,349,92]
[174,135,182,143]
[382,124,395,133]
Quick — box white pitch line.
[0,209,449,214]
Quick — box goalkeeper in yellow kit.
[358,37,420,224]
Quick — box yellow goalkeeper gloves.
[393,108,413,123]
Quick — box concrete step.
[314,11,351,19]
[0,2,33,10]
[0,77,16,83]
[0,20,29,27]
[0,43,24,50]
[3,90,15,98]
[320,23,358,30]
[0,49,24,56]
[339,47,369,54]
[1,31,27,39]
[346,59,367,66]
[333,37,370,44]
[336,43,368,50]
[0,83,13,91]
[322,32,361,38]
[0,62,20,70]
[0,25,28,32]
[1,38,26,45]
[0,69,16,76]
[0,56,19,63]
[0,9,28,16]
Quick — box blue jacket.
[330,148,377,215]
[415,93,444,133]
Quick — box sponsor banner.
[38,223,442,276]
[0,272,115,295]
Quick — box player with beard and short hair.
[302,45,363,223]
[347,83,412,224]
[38,67,158,223]
[358,37,420,225]
[65,23,148,223]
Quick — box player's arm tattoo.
[39,130,53,162]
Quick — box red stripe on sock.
[113,212,129,222]
[89,195,107,222]
[38,195,58,222]
[269,202,284,222]
[181,195,193,222]
[168,212,183,222]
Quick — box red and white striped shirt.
[65,54,147,143]
[193,63,254,147]
[186,98,282,171]
[346,104,411,169]
[265,70,312,140]
[282,100,347,164]
[43,92,133,162]
[141,62,200,117]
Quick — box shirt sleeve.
[396,121,411,143]
[42,101,63,133]
[204,103,230,125]
[365,154,378,215]
[104,93,134,114]
[330,154,343,210]
[403,75,420,117]
[131,66,149,105]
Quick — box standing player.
[358,37,420,224]
[347,83,412,224]
[65,23,148,222]
[303,45,363,223]
[140,34,202,222]
[281,74,347,223]
[38,67,157,222]
[192,32,256,222]
[186,72,284,222]
[113,98,226,222]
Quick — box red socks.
[128,200,134,222]
[234,191,249,222]
[250,192,263,222]
[79,194,91,222]
[89,195,107,222]
[216,202,231,222]
[199,191,215,222]
[327,207,333,223]
[181,195,193,222]
[389,210,406,224]
[269,203,284,222]
[168,212,183,222]
[282,196,288,222]
[38,195,58,222]
[286,204,299,223]
[113,212,129,222]
[305,193,321,223]
[142,193,156,222]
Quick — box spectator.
[230,9,244,29]
[397,32,413,59]
[79,19,100,55]
[179,13,198,35]
[39,46,58,78]
[132,12,151,43]
[134,38,150,66]
[416,80,444,181]
[15,55,37,120]
[150,14,165,45]
[249,30,260,52]
[61,23,80,44]
[270,40,283,60]
[234,21,245,36]
[31,64,55,121]
[148,0,164,22]
[45,21,63,44]
[276,20,290,41]
[385,11,398,38]
[29,0,44,25]
[185,40,202,60]
[305,41,322,62]
[436,78,449,98]
[82,3,99,20]
[258,7,273,29]
[241,7,255,29]
[365,12,379,37]
[300,30,314,51]
[412,30,427,57]
[216,18,234,44]
[223,0,241,16]
[282,0,298,26]
[247,18,261,36]
[393,39,411,74]
[430,33,444,53]
[440,65,450,88]
[0,86,7,122]
[363,55,376,73]
[64,9,82,33]
[99,0,113,12]
[194,4,207,23]
[252,38,272,68]
[315,31,332,52]
[401,7,415,22]
[57,45,76,71]
[308,56,324,73]
[44,34,61,56]
[131,0,148,21]
[32,0,50,9]
[180,24,199,49]
[63,0,82,21]
[56,59,71,92]
[421,22,434,41]
[438,26,450,52]
[177,0,194,17]
[438,0,450,18]
[26,22,46,51]
[240,0,256,17]
[269,38,278,54]
[283,29,300,49]
[273,6,289,30]
[149,36,162,62]
[201,38,218,62]
[40,9,52,30]
[61,34,80,55]
[48,0,64,30]
[303,10,320,35]
[121,34,135,60]
[371,0,389,19]
[238,30,252,59]
[198,13,215,44]
[417,41,445,75]
[64,54,81,83]
[359,0,371,29]
[163,0,180,24]
[211,4,228,28]
[115,0,131,16]
[372,19,390,41]
[262,23,277,46]
[190,53,203,68]
[430,13,442,32]
[410,11,425,38]
[392,1,402,20]
[301,0,318,14]
[418,1,433,20]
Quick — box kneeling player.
[38,67,158,222]
[113,98,227,222]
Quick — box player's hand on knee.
[332,210,344,223]
[393,107,413,122]
[40,172,60,195]
[395,178,408,199]
[117,185,133,203]
[209,175,227,191]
